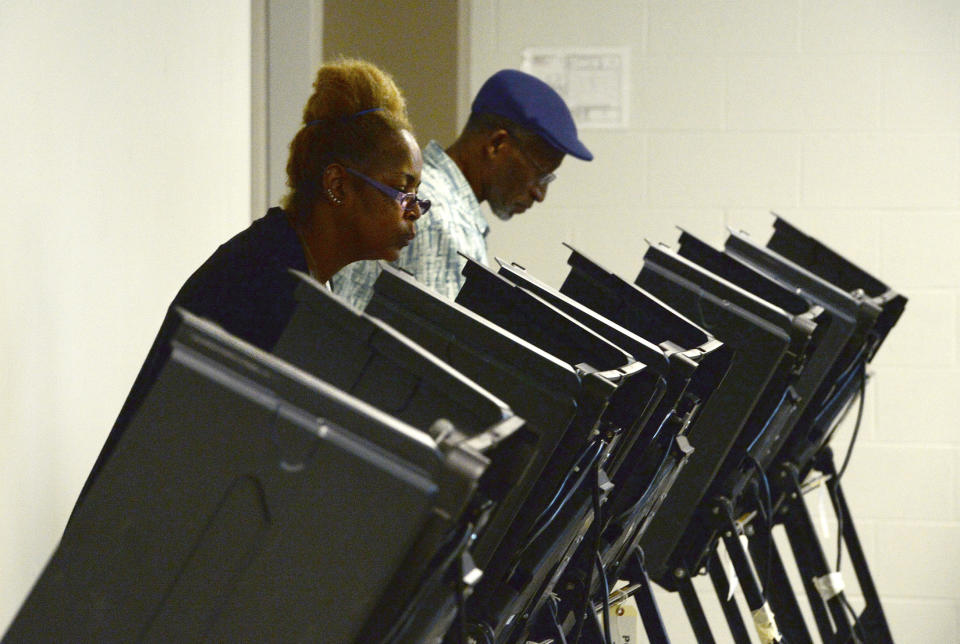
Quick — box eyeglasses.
[508,134,557,188]
[344,167,431,215]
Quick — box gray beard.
[491,206,513,221]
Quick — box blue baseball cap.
[471,69,593,161]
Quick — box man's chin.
[375,248,401,263]
[491,207,514,221]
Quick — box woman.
[72,58,428,512]
[173,57,429,350]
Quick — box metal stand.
[677,574,716,644]
[746,515,813,644]
[775,460,856,643]
[621,549,672,643]
[706,551,752,643]
[712,498,784,644]
[769,443,897,644]
[817,448,895,644]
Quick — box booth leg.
[706,550,752,643]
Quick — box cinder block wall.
[470,1,960,640]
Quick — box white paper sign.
[522,47,630,129]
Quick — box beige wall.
[255,0,325,211]
[468,1,960,641]
[323,0,460,146]
[0,1,251,630]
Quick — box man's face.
[487,134,563,221]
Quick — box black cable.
[836,360,867,482]
[747,386,794,453]
[382,520,475,642]
[535,439,605,530]
[513,458,590,563]
[643,408,674,451]
[456,573,467,644]
[528,439,605,537]
[814,345,869,425]
[613,432,675,526]
[747,457,773,524]
[840,594,866,644]
[832,470,847,574]
[595,552,613,644]
[748,456,774,605]
[830,361,867,642]
[513,440,605,569]
[547,594,569,644]
[570,461,603,644]
[835,360,867,571]
[590,451,612,644]
[475,622,495,644]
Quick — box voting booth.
[5,218,905,644]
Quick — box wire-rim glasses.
[343,167,431,215]
[507,133,557,188]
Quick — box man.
[332,68,593,309]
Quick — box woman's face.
[349,129,425,262]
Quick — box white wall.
[258,0,324,210]
[468,1,960,641]
[0,1,251,630]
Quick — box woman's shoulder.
[210,208,301,267]
[174,208,304,306]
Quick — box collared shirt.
[331,140,489,309]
